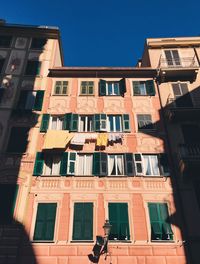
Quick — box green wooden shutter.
[148,203,162,240]
[109,203,130,240]
[132,81,141,95]
[119,203,130,240]
[40,114,50,132]
[125,153,134,176]
[146,80,156,96]
[63,113,72,130]
[93,153,107,176]
[122,114,130,132]
[72,203,93,240]
[60,152,68,176]
[94,114,101,132]
[99,79,107,96]
[33,90,44,111]
[159,204,173,239]
[159,154,170,176]
[71,114,78,131]
[119,78,126,96]
[33,203,57,241]
[33,152,44,176]
[36,61,41,76]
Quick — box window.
[0,184,18,224]
[108,115,122,132]
[79,115,94,132]
[25,60,41,76]
[31,38,47,49]
[99,79,126,96]
[80,81,94,95]
[33,203,57,241]
[7,127,29,153]
[108,154,124,176]
[72,203,93,241]
[17,90,44,111]
[137,114,154,130]
[0,35,12,47]
[133,80,155,96]
[143,155,160,176]
[76,154,93,176]
[148,203,173,241]
[108,203,130,241]
[172,83,193,107]
[0,57,5,73]
[43,155,61,176]
[164,50,181,66]
[54,81,68,95]
[49,116,64,130]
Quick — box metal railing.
[159,57,199,68]
[179,144,200,158]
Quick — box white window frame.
[49,116,64,130]
[43,155,61,176]
[108,154,125,176]
[143,155,160,176]
[106,82,120,95]
[107,115,122,132]
[164,49,181,67]
[76,153,93,176]
[78,115,94,132]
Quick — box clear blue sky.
[2,0,200,66]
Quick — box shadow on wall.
[142,83,200,264]
[0,39,47,263]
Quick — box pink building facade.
[0,22,196,264]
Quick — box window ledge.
[109,240,132,243]
[52,94,68,96]
[31,240,55,244]
[150,240,174,243]
[70,240,94,243]
[79,94,95,96]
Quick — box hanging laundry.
[96,133,108,146]
[71,134,87,145]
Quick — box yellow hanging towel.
[43,130,74,149]
[96,133,108,147]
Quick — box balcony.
[158,57,199,83]
[178,144,200,177]
[166,98,200,122]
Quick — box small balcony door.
[165,50,181,66]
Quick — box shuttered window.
[40,114,50,132]
[0,35,12,47]
[72,203,93,241]
[33,203,57,241]
[7,127,29,153]
[17,90,44,111]
[133,80,155,96]
[148,203,173,241]
[92,152,107,176]
[25,60,41,76]
[99,79,126,96]
[108,203,130,240]
[33,152,44,176]
[0,184,18,224]
[31,38,47,49]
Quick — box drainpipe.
[155,74,193,264]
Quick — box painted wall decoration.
[5,50,26,75]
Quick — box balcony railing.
[179,144,200,159]
[159,57,199,68]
